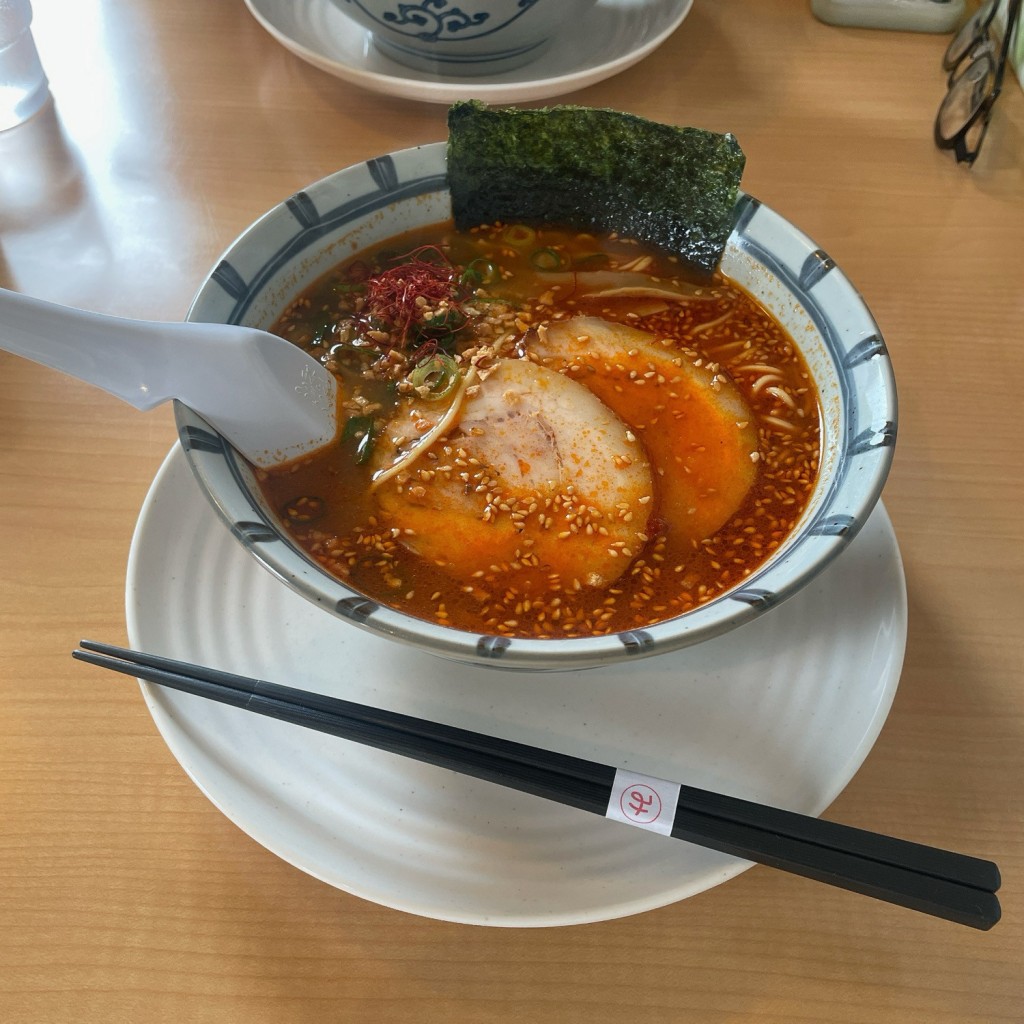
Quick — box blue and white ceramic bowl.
[178,142,897,671]
[328,0,599,76]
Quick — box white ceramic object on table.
[0,0,49,130]
[327,0,598,76]
[127,445,907,925]
[243,0,693,104]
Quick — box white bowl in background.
[328,0,599,76]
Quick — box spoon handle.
[0,285,242,410]
[0,287,338,465]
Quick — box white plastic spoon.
[0,287,339,467]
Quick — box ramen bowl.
[177,142,896,671]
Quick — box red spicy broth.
[255,221,821,639]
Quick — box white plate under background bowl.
[126,445,906,927]
[243,0,694,104]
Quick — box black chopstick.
[74,641,999,891]
[73,640,1002,930]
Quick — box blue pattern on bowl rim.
[370,35,545,68]
[178,142,897,671]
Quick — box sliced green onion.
[342,415,377,465]
[418,307,467,335]
[460,258,498,288]
[308,311,336,347]
[502,224,537,247]
[409,352,460,401]
[530,247,566,272]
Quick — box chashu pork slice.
[372,357,654,590]
[529,316,759,548]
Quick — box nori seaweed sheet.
[447,101,745,276]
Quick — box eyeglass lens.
[937,52,997,144]
[943,0,997,70]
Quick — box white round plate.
[243,0,693,104]
[127,445,906,927]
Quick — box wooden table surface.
[2,1,1021,1020]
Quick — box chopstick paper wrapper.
[607,771,681,836]
[73,640,1002,930]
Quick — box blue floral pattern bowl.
[178,142,897,671]
[330,0,599,75]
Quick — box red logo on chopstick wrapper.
[621,784,662,822]
[606,770,681,837]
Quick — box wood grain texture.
[1,1,1021,1021]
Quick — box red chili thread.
[409,338,439,365]
[363,246,462,347]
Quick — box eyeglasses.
[934,0,1022,164]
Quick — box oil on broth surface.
[256,221,820,639]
